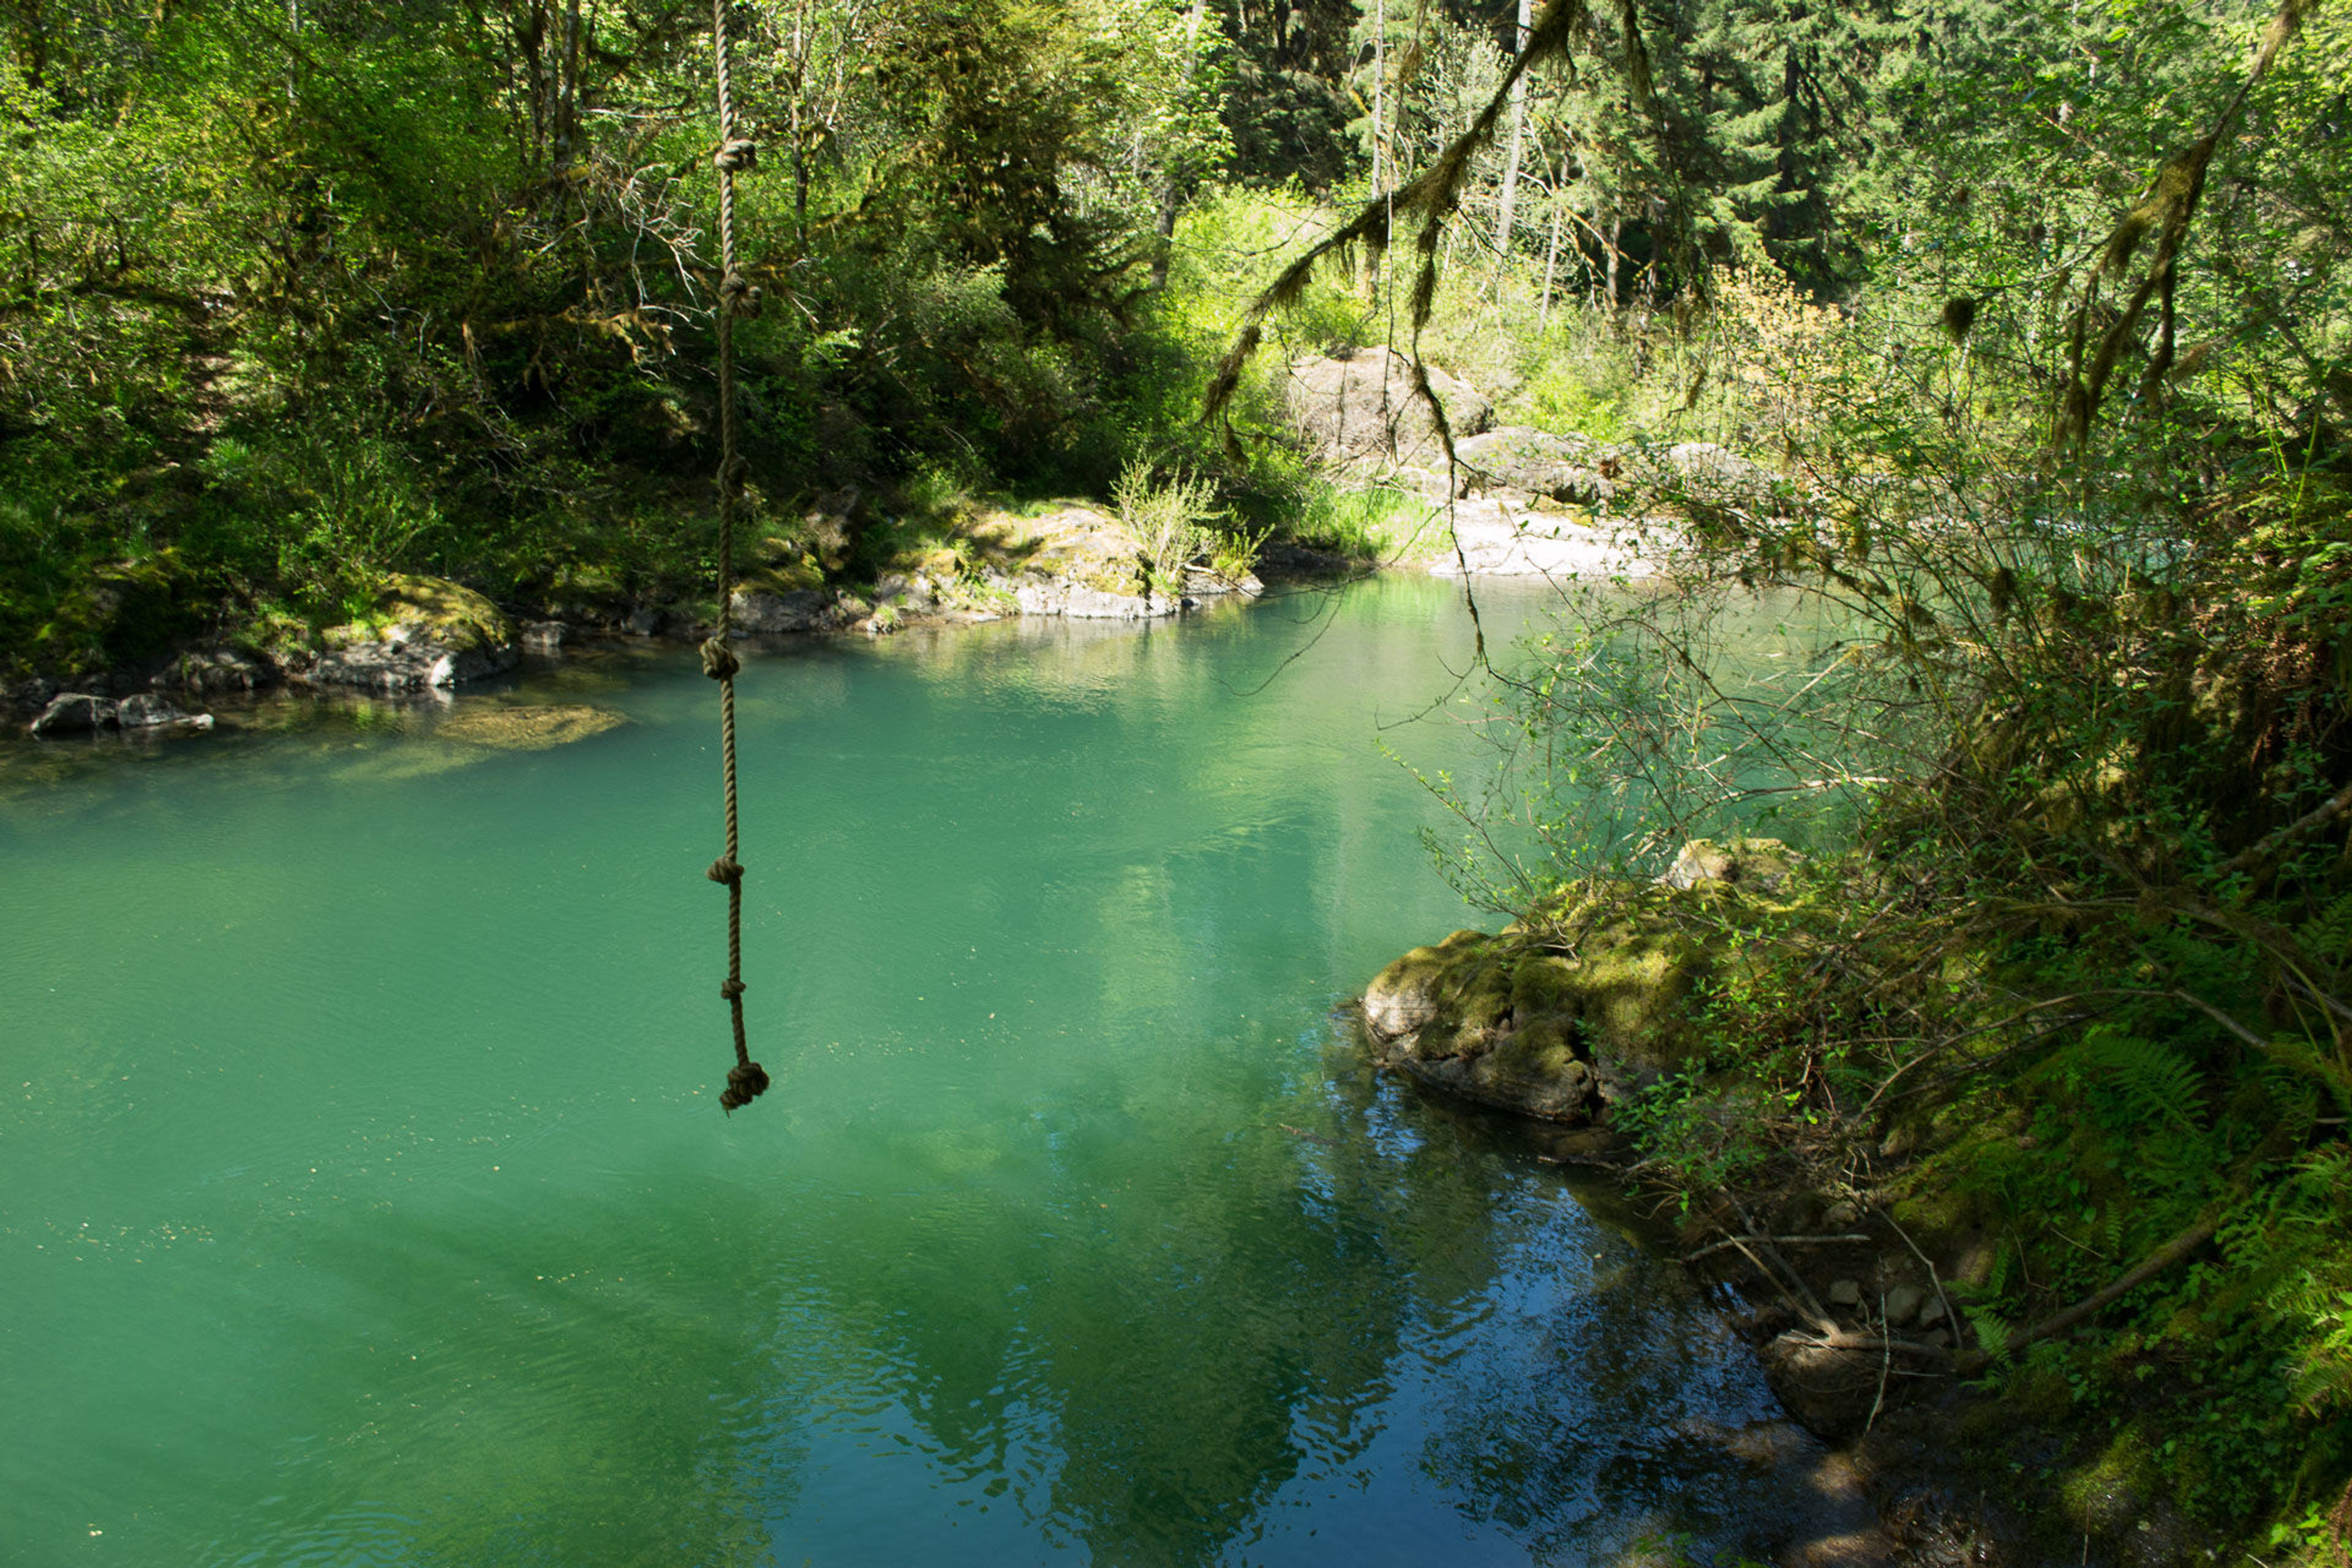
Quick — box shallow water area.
[3,576,1861,1566]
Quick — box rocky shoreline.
[1352,840,2211,1568]
[13,345,1747,737]
[5,499,1330,739]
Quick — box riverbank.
[1354,837,2352,1567]
[6,342,1716,732]
[1,496,1335,730]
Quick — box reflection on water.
[2,577,1852,1566]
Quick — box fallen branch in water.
[1721,1194,1839,1334]
[1682,1232,1871,1262]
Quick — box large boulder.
[1285,349,1493,467]
[731,587,839,633]
[1362,928,1607,1121]
[1639,440,1780,513]
[310,576,518,692]
[28,692,118,736]
[1452,426,1618,508]
[1013,581,1170,619]
[1360,848,1811,1121]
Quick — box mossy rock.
[312,576,517,690]
[914,546,965,582]
[327,575,510,654]
[746,541,825,593]
[1361,870,1809,1124]
[1657,835,1800,892]
[1362,932,1606,1121]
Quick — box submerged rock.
[436,703,625,751]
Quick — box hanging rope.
[705,0,767,1115]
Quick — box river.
[2,575,1864,1566]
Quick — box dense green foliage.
[1285,0,2351,1554]
[0,0,1255,673]
[8,0,2352,1555]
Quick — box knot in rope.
[718,977,745,1000]
[722,454,750,495]
[707,854,744,886]
[719,271,763,317]
[700,636,740,680]
[720,1060,769,1114]
[713,137,759,173]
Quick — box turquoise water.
[4,577,1834,1566]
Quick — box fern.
[1966,1305,2013,1364]
[2085,1024,2206,1135]
[2295,889,2352,971]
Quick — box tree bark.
[1147,0,1210,292]
[1493,0,1532,264]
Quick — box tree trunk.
[1147,0,1210,292]
[1494,0,1531,264]
[1605,208,1621,311]
[552,0,581,176]
[1539,190,1561,328]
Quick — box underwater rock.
[436,703,625,751]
